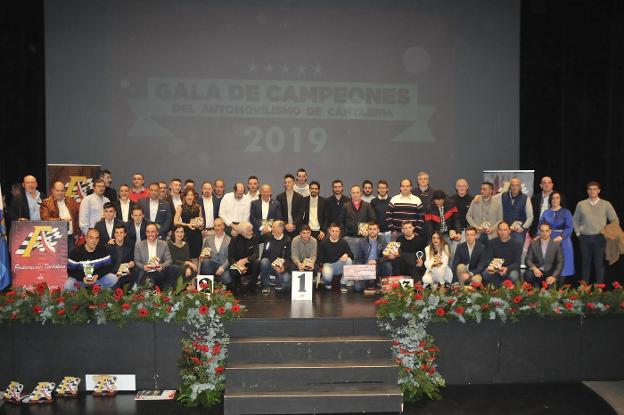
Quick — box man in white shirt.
[113,184,134,223]
[134,223,174,289]
[79,179,110,235]
[276,174,305,239]
[246,176,260,201]
[219,182,252,236]
[166,178,183,212]
[361,180,374,203]
[7,175,42,227]
[126,205,147,244]
[303,181,328,240]
[94,202,123,247]
[199,218,231,284]
[294,168,310,197]
[138,183,173,239]
[200,181,215,236]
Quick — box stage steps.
[224,317,403,414]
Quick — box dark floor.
[237,285,379,319]
[0,383,615,414]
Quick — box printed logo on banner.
[9,220,68,288]
[64,176,94,203]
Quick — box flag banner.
[9,220,68,288]
[483,170,535,197]
[47,164,101,204]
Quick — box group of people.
[3,168,620,293]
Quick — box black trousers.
[229,260,260,292]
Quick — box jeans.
[200,259,231,285]
[510,230,527,244]
[579,234,606,284]
[64,273,118,291]
[484,269,519,287]
[229,260,260,292]
[260,258,291,289]
[321,258,352,287]
[344,236,363,264]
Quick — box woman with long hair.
[174,186,203,259]
[422,231,453,286]
[167,224,198,280]
[539,191,574,281]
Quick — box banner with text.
[10,220,68,288]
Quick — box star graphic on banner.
[312,64,323,74]
[281,63,290,73]
[248,62,258,72]
[264,63,274,73]
[297,65,307,74]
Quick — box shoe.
[55,376,81,398]
[340,285,348,294]
[22,382,55,405]
[261,287,270,295]
[3,381,24,404]
[92,375,117,397]
[325,285,332,291]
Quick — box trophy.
[83,263,95,284]
[481,221,491,232]
[272,257,285,270]
[261,219,274,233]
[488,258,505,272]
[449,229,458,240]
[383,241,401,256]
[511,221,523,231]
[148,256,160,271]
[190,217,204,228]
[230,262,246,273]
[432,253,442,267]
[117,263,130,276]
[302,258,313,270]
[200,247,212,259]
[416,251,424,261]
[358,222,369,236]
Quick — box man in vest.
[501,178,534,244]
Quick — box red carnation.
[198,305,209,315]
[391,282,400,289]
[32,305,42,314]
[470,281,482,288]
[564,301,574,310]
[513,295,523,304]
[414,293,423,301]
[166,305,173,313]
[56,296,65,304]
[122,303,130,311]
[162,296,171,303]
[91,284,101,295]
[586,302,595,310]
[57,308,66,316]
[447,298,456,305]
[481,303,489,310]
[374,298,388,305]
[595,283,606,289]
[216,306,226,315]
[455,306,465,315]
[502,279,514,289]
[613,281,621,289]
[212,344,222,355]
[6,290,16,297]
[435,307,445,317]
[232,304,241,313]
[215,366,225,374]
[138,308,149,317]
[155,285,161,294]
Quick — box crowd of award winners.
[2,169,621,295]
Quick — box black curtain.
[0,1,46,202]
[521,0,624,282]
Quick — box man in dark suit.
[112,184,137,224]
[302,181,328,240]
[250,184,282,235]
[6,175,43,233]
[525,222,564,286]
[94,202,124,247]
[138,182,172,239]
[108,224,137,287]
[451,227,488,284]
[529,176,554,237]
[326,179,350,232]
[125,205,149,245]
[276,174,304,239]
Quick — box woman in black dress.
[174,186,203,260]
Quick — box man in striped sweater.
[65,228,118,291]
[386,178,425,238]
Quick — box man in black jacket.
[6,175,43,233]
[108,224,137,287]
[227,221,260,293]
[317,223,354,292]
[340,185,376,264]
[94,202,124,247]
[259,221,292,294]
[529,176,554,237]
[302,181,328,240]
[250,184,282,235]
[276,174,304,240]
[370,180,391,240]
[451,227,488,284]
[325,179,350,233]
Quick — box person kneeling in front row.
[317,223,354,292]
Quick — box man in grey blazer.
[524,222,564,286]
[134,223,175,289]
[199,217,232,286]
[138,182,173,239]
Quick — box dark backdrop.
[1,0,623,280]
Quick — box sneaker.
[261,287,270,295]
[325,285,332,291]
[274,286,283,292]
[340,285,348,294]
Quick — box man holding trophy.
[65,228,118,291]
